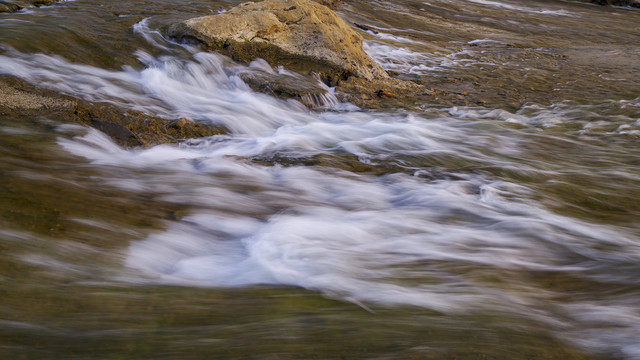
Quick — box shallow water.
[1,0,640,359]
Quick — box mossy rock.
[0,75,227,147]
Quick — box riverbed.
[1,0,639,359]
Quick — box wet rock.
[167,0,388,84]
[0,78,75,111]
[251,153,405,175]
[376,90,395,98]
[589,0,640,7]
[336,76,432,108]
[70,104,225,147]
[0,76,226,147]
[238,70,333,108]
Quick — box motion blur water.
[1,0,640,359]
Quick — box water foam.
[462,0,574,16]
[363,41,479,75]
[59,127,640,350]
[0,46,320,135]
[56,122,640,357]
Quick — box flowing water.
[1,0,640,359]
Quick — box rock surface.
[589,0,640,7]
[167,0,388,85]
[0,76,225,147]
[335,76,432,108]
[310,0,341,8]
[238,70,333,108]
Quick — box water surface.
[1,0,640,359]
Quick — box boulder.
[167,0,388,85]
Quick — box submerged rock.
[167,0,388,85]
[238,70,335,108]
[335,77,433,108]
[0,76,226,147]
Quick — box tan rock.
[168,0,388,84]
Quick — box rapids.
[1,0,639,359]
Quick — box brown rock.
[336,76,430,107]
[0,75,226,147]
[167,0,388,84]
[310,0,341,8]
[376,90,395,98]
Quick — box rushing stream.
[1,0,640,359]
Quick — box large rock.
[167,0,388,85]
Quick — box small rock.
[168,118,192,130]
[354,23,379,35]
[239,71,327,98]
[376,90,395,98]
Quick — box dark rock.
[590,0,640,7]
[353,23,379,35]
[238,70,334,108]
[376,90,395,98]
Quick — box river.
[1,0,639,359]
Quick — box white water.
[57,111,640,357]
[39,45,638,357]
[363,41,483,74]
[460,0,575,16]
